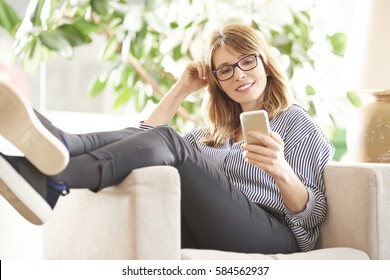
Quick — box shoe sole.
[0,156,51,225]
[0,80,69,175]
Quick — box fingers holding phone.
[240,110,284,172]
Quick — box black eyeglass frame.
[212,53,260,81]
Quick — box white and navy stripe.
[141,104,334,252]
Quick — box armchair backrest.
[317,162,390,260]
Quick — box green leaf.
[142,33,153,57]
[172,45,182,61]
[89,75,108,97]
[57,24,87,47]
[74,19,102,35]
[330,128,347,161]
[184,21,194,29]
[347,91,362,107]
[30,0,45,26]
[91,0,110,17]
[39,31,73,58]
[182,100,194,112]
[305,85,316,96]
[307,100,317,117]
[329,32,347,56]
[272,35,293,54]
[133,85,148,113]
[301,10,311,21]
[170,21,179,29]
[99,38,118,61]
[113,87,133,109]
[20,37,42,73]
[0,0,21,34]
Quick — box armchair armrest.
[317,162,390,260]
[43,166,181,260]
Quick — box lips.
[236,82,254,92]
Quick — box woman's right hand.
[176,61,209,97]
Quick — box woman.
[0,24,334,254]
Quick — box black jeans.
[60,126,298,254]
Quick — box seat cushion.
[181,247,370,260]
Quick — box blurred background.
[0,0,358,158]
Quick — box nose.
[234,66,246,80]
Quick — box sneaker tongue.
[1,153,21,171]
[16,157,49,199]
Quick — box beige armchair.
[42,162,390,260]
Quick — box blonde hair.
[202,23,294,147]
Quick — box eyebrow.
[215,54,247,69]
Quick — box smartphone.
[240,110,270,144]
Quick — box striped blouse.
[141,104,334,252]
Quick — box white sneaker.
[0,80,69,175]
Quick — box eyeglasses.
[212,53,259,81]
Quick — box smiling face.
[212,45,268,112]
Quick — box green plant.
[0,0,358,156]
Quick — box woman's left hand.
[241,131,289,179]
